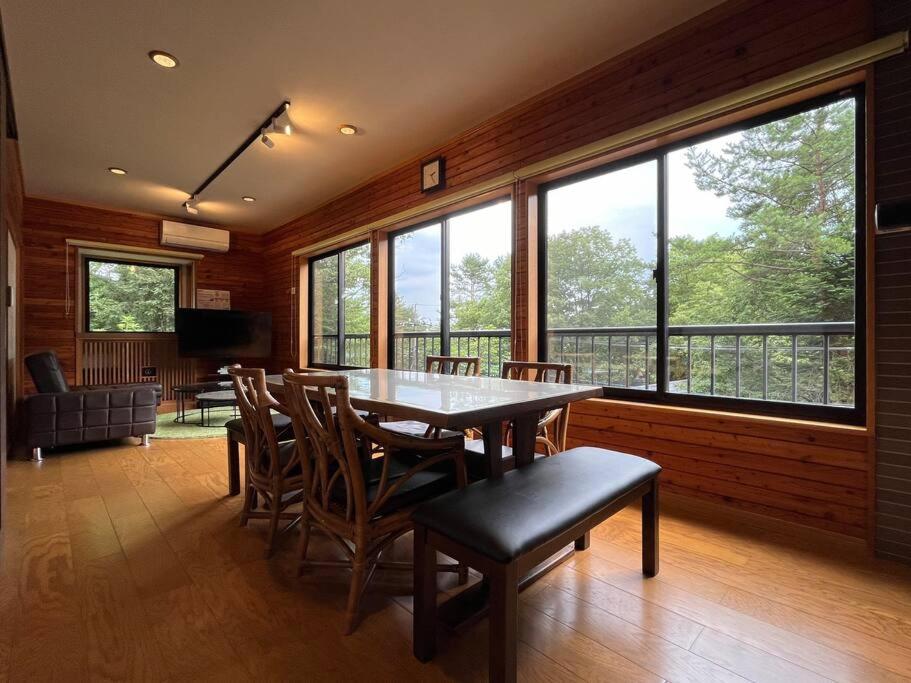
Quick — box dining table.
[262,367,602,477]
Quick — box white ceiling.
[2,0,723,234]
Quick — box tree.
[88,261,177,332]
[450,253,511,330]
[674,99,855,325]
[546,226,654,329]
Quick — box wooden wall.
[873,0,911,561]
[257,0,879,538]
[21,198,265,391]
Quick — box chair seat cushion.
[379,420,462,439]
[411,447,661,563]
[360,454,456,515]
[225,413,293,441]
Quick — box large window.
[541,90,864,422]
[309,242,371,367]
[86,258,179,333]
[391,199,512,376]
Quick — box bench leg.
[574,531,591,551]
[642,478,659,577]
[413,525,438,662]
[489,561,518,683]
[227,437,241,496]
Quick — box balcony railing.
[548,322,855,407]
[393,330,511,377]
[340,322,855,408]
[311,333,370,368]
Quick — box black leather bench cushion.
[412,447,660,563]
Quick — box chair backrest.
[501,360,571,384]
[501,361,573,453]
[26,351,70,393]
[228,366,294,480]
[425,355,481,376]
[282,370,371,523]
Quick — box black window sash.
[537,86,865,425]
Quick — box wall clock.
[421,156,445,193]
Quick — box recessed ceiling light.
[108,167,127,175]
[242,196,256,203]
[149,50,179,68]
[338,124,357,136]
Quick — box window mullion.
[657,155,669,400]
[441,219,451,357]
[337,252,346,366]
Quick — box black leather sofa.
[23,351,163,461]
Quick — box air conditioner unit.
[160,220,230,253]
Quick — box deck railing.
[392,330,511,377]
[343,322,855,407]
[311,333,370,368]
[547,322,855,406]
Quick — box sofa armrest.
[24,387,158,449]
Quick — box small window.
[309,242,371,367]
[85,258,179,333]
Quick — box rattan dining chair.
[229,367,304,557]
[380,355,481,439]
[501,361,574,455]
[461,360,573,479]
[282,369,468,634]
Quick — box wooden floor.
[2,438,911,682]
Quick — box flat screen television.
[176,308,272,358]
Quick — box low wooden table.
[263,368,602,628]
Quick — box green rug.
[152,407,237,439]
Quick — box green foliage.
[450,253,510,330]
[547,226,655,328]
[88,261,176,332]
[671,99,855,325]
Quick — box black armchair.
[23,351,163,461]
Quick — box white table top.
[265,368,602,428]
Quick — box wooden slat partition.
[76,336,195,402]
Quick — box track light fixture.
[271,104,293,136]
[181,100,291,213]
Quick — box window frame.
[537,86,866,425]
[307,240,371,369]
[83,257,181,334]
[387,197,514,371]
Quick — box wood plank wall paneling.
[873,0,911,561]
[257,0,877,539]
[21,198,265,393]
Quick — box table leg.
[481,421,504,478]
[512,413,538,468]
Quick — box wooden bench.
[411,446,661,682]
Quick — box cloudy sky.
[393,132,743,328]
